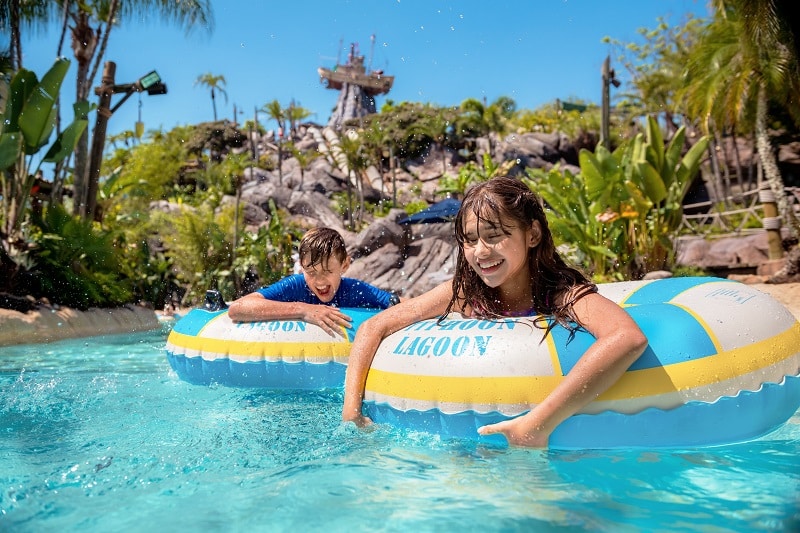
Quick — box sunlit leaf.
[645,115,664,170]
[2,69,37,134]
[18,57,70,153]
[0,132,23,170]
[636,161,668,203]
[42,119,89,163]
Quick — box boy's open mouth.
[315,286,331,296]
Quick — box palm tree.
[456,96,516,158]
[285,101,312,139]
[261,99,285,184]
[194,73,227,121]
[261,99,285,134]
[359,116,404,205]
[605,15,705,137]
[1,0,40,69]
[338,133,370,230]
[409,105,456,176]
[287,143,320,191]
[39,0,214,219]
[681,0,800,238]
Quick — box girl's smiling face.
[301,255,350,303]
[461,211,540,292]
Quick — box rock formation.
[327,83,376,130]
[158,124,800,298]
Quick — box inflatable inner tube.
[166,308,377,389]
[362,277,800,449]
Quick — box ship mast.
[368,34,376,72]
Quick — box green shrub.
[30,205,132,309]
[671,265,713,278]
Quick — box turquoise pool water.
[2,325,799,532]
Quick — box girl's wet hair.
[443,176,596,334]
[299,227,348,269]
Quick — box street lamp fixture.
[82,62,167,220]
[108,69,167,114]
[137,70,167,96]
[138,70,161,90]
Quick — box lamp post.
[84,61,167,220]
[600,55,621,150]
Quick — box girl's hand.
[302,304,352,336]
[343,413,373,428]
[477,418,549,448]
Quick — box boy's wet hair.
[298,228,348,269]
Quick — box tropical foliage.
[438,154,516,199]
[0,58,87,292]
[2,0,212,219]
[2,1,798,311]
[680,0,800,237]
[28,204,132,309]
[232,200,304,289]
[604,15,704,136]
[514,100,602,140]
[526,116,709,279]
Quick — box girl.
[342,177,648,447]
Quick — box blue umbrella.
[399,198,462,225]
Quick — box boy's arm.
[227,293,352,336]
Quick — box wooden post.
[85,61,116,220]
[390,145,397,208]
[760,183,785,260]
[601,56,610,150]
[253,106,259,161]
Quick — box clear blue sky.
[21,0,710,141]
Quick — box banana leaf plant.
[0,58,88,250]
[525,115,708,279]
[624,115,709,272]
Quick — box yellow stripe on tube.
[366,322,800,405]
[167,330,352,360]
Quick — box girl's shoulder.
[553,282,598,309]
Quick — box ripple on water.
[1,331,799,532]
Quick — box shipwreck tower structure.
[318,37,394,130]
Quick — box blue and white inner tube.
[362,277,800,448]
[166,307,377,389]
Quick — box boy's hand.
[302,304,352,336]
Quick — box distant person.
[228,227,399,335]
[342,177,648,447]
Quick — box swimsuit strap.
[503,307,536,317]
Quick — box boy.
[227,227,398,335]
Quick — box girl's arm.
[478,291,648,447]
[342,281,454,425]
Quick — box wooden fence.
[679,186,800,238]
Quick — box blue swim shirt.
[256,274,394,309]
